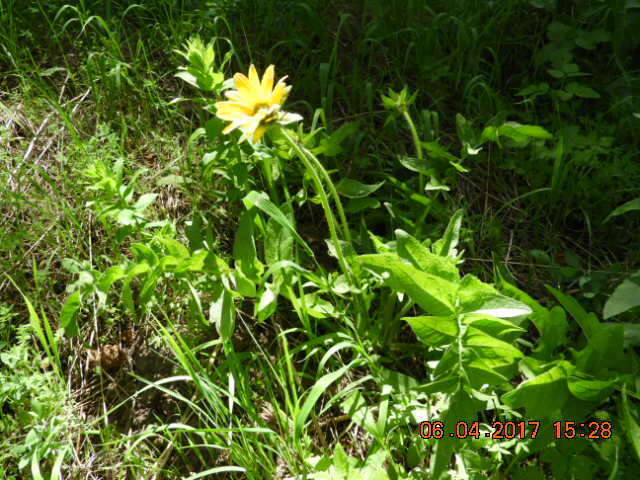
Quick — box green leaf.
[431,389,478,479]
[463,314,526,342]
[295,362,355,438]
[574,324,624,374]
[133,193,158,211]
[210,288,235,343]
[565,82,600,99]
[621,386,640,462]
[157,236,190,259]
[395,229,460,281]
[546,285,600,339]
[96,265,126,292]
[60,291,82,338]
[567,377,617,402]
[358,253,457,315]
[255,285,278,322]
[604,197,640,223]
[243,191,314,256]
[502,363,571,418]
[336,178,385,198]
[458,275,532,318]
[604,271,640,319]
[464,326,524,363]
[122,263,151,313]
[233,208,263,284]
[435,209,463,258]
[397,155,432,174]
[404,315,459,347]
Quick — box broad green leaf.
[122,263,151,313]
[358,253,457,315]
[96,265,126,292]
[458,275,532,318]
[265,214,294,266]
[546,285,600,339]
[133,193,158,211]
[130,243,159,265]
[430,389,478,479]
[620,323,640,347]
[604,197,640,223]
[603,272,640,319]
[233,208,263,283]
[377,368,420,394]
[622,387,640,462]
[566,82,600,99]
[574,324,624,374]
[567,377,617,402]
[535,306,569,357]
[395,230,459,281]
[463,314,526,342]
[336,178,385,198]
[502,363,571,418]
[210,288,235,343]
[464,326,524,362]
[416,376,458,395]
[157,236,190,259]
[60,291,81,338]
[243,191,313,256]
[404,315,458,347]
[341,390,379,440]
[398,155,432,174]
[255,285,278,322]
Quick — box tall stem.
[402,110,424,193]
[280,128,352,280]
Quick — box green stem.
[402,110,424,192]
[280,128,352,280]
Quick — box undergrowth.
[1,1,640,479]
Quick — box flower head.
[215,64,302,143]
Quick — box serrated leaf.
[395,229,459,281]
[502,363,571,418]
[358,253,457,315]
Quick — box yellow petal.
[252,125,268,143]
[271,79,291,105]
[224,90,243,101]
[261,65,275,94]
[233,73,250,92]
[248,64,260,89]
[215,101,252,119]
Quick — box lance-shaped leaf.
[358,253,457,315]
[458,274,532,318]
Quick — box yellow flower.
[215,64,302,143]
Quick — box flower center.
[252,102,271,114]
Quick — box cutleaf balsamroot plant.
[215,63,363,315]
